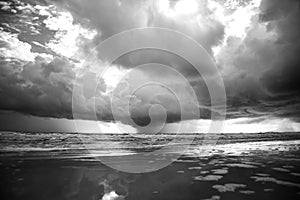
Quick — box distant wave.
[0,131,300,159]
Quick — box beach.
[1,132,300,200]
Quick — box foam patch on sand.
[290,172,300,177]
[239,190,255,194]
[208,159,224,165]
[202,195,220,200]
[264,188,273,192]
[200,171,209,174]
[189,140,300,157]
[243,161,262,165]
[193,175,223,181]
[212,183,246,192]
[188,166,203,170]
[211,168,229,175]
[225,163,257,168]
[272,167,290,172]
[175,159,197,163]
[255,173,270,177]
[251,176,300,188]
[282,165,295,169]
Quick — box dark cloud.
[0,56,74,118]
[216,0,300,121]
[113,49,215,81]
[260,2,300,94]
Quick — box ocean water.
[0,131,300,200]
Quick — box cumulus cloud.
[0,0,300,130]
[213,0,300,121]
[0,56,74,118]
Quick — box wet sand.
[1,149,300,200]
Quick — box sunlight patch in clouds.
[223,117,300,133]
[167,117,300,134]
[210,0,262,41]
[102,65,129,93]
[157,0,199,18]
[174,0,199,15]
[44,9,97,59]
[0,29,52,62]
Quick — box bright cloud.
[43,9,97,59]
[0,29,52,62]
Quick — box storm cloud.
[216,0,300,121]
[0,0,300,129]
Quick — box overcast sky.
[0,0,299,133]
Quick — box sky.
[0,0,300,133]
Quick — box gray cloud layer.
[0,0,299,127]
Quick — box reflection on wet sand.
[1,149,300,199]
